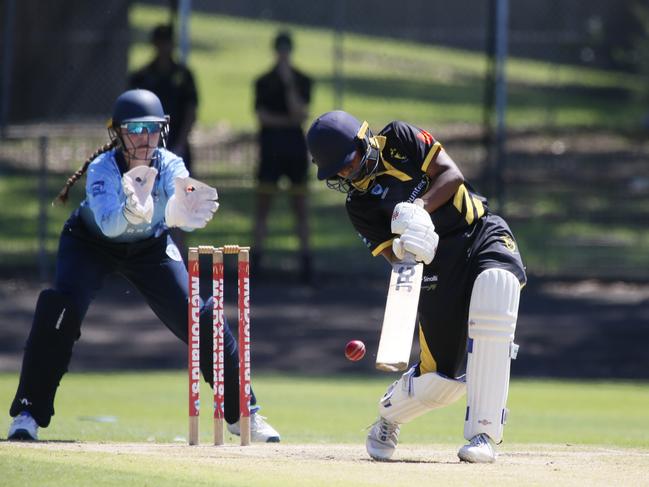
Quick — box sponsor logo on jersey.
[416,129,433,145]
[358,232,372,249]
[500,235,517,253]
[91,180,105,196]
[407,176,429,203]
[371,183,390,199]
[388,148,407,161]
[166,243,182,261]
[422,275,438,291]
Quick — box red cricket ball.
[345,340,366,361]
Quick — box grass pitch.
[0,372,648,486]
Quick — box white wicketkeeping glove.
[391,199,439,265]
[122,166,158,224]
[165,176,219,229]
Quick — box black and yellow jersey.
[346,121,489,257]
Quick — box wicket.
[187,245,251,446]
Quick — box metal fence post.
[38,135,49,282]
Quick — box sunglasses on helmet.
[120,121,162,134]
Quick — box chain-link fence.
[1,0,647,281]
[0,0,129,127]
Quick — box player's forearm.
[420,151,463,213]
[380,246,397,264]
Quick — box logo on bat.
[395,265,416,291]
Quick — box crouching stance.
[307,111,525,462]
[7,89,279,443]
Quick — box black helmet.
[111,89,167,127]
[307,110,380,193]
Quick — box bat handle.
[401,251,417,265]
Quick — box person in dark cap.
[252,31,314,283]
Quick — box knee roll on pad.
[464,268,521,443]
[379,366,466,424]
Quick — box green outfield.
[1,373,648,486]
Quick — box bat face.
[375,259,423,372]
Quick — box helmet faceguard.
[325,121,381,194]
[108,89,169,163]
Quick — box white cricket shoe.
[366,416,400,461]
[458,433,497,463]
[227,413,280,443]
[7,411,38,441]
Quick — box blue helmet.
[111,89,167,126]
[307,110,363,180]
[307,110,381,193]
[109,89,169,156]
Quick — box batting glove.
[122,166,158,224]
[391,199,438,264]
[391,199,431,235]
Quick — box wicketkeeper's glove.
[165,176,219,229]
[122,165,158,224]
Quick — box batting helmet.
[111,89,167,126]
[307,110,365,180]
[307,110,381,192]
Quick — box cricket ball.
[345,340,366,361]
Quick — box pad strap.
[379,366,466,424]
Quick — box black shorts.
[417,214,526,378]
[257,128,309,186]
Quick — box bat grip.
[401,251,417,265]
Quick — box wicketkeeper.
[307,111,526,463]
[7,89,280,443]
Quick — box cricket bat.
[375,253,423,372]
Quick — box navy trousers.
[10,214,255,427]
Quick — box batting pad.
[464,268,521,443]
[379,366,466,424]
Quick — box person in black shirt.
[307,110,526,463]
[129,24,198,170]
[253,31,313,283]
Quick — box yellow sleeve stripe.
[372,239,394,257]
[463,188,475,225]
[472,196,485,219]
[380,159,412,181]
[421,142,442,172]
[453,184,481,225]
[453,184,466,211]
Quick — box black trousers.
[417,214,527,378]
